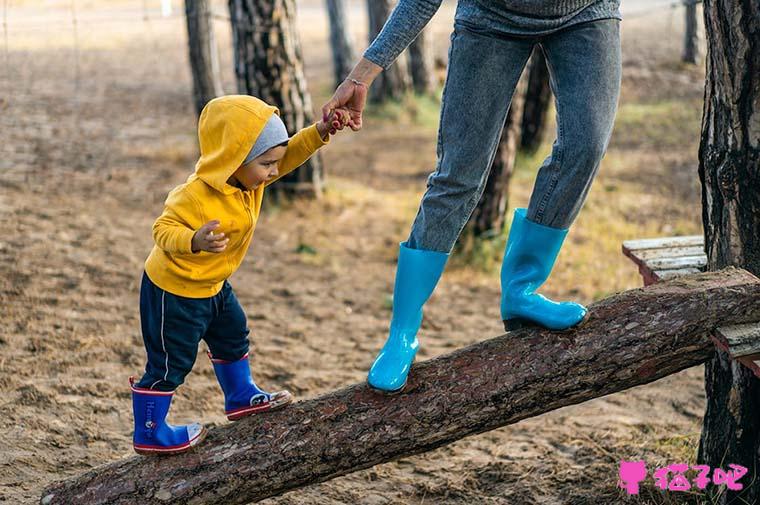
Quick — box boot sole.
[226,391,294,421]
[503,310,590,333]
[134,425,207,456]
[369,379,408,395]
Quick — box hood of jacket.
[193,95,279,195]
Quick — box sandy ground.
[1,1,713,503]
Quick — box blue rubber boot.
[130,377,206,455]
[500,208,588,331]
[209,352,293,421]
[368,242,449,393]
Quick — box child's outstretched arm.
[265,110,349,187]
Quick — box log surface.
[41,268,760,505]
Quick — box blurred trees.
[325,0,355,88]
[682,1,701,64]
[407,27,435,95]
[366,0,410,103]
[185,0,223,116]
[520,48,552,154]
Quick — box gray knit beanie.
[243,113,289,165]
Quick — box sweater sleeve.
[266,123,329,187]
[152,187,202,255]
[363,0,443,70]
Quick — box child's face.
[231,145,288,190]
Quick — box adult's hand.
[321,57,383,132]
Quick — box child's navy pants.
[135,271,250,391]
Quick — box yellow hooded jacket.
[144,95,328,298]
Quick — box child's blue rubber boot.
[368,242,449,393]
[500,208,588,331]
[208,352,293,421]
[130,377,206,455]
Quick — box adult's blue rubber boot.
[368,242,449,393]
[130,377,206,455]
[208,352,293,421]
[500,208,588,331]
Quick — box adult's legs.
[406,22,535,253]
[368,23,534,392]
[500,19,622,331]
[527,19,621,228]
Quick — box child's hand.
[317,108,350,139]
[191,220,229,253]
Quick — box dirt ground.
[1,1,713,504]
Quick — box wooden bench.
[622,235,707,286]
[622,234,760,378]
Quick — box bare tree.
[228,0,323,198]
[697,0,760,502]
[185,0,224,116]
[366,0,410,103]
[407,27,435,95]
[682,1,701,64]
[520,48,552,153]
[325,0,355,88]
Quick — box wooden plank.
[647,255,707,271]
[714,323,760,358]
[631,245,706,261]
[710,323,760,379]
[654,268,702,281]
[622,235,703,252]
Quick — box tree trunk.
[367,0,410,104]
[697,0,760,502]
[325,0,355,88]
[41,269,760,505]
[520,47,552,153]
[185,0,224,116]
[228,0,323,198]
[407,27,435,95]
[465,70,528,238]
[682,1,701,64]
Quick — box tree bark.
[682,1,701,64]
[41,269,760,505]
[464,70,528,238]
[325,0,355,88]
[185,0,224,116]
[520,47,552,153]
[228,0,323,198]
[407,27,435,95]
[697,0,760,502]
[367,0,410,103]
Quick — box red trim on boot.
[129,376,174,396]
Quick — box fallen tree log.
[41,268,760,505]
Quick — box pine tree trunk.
[185,0,224,116]
[325,0,355,88]
[228,0,323,198]
[682,2,701,64]
[407,27,434,95]
[520,48,552,153]
[464,71,528,238]
[367,0,410,104]
[696,0,760,502]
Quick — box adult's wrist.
[346,58,383,87]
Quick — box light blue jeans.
[407,17,621,253]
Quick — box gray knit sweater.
[364,0,622,69]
